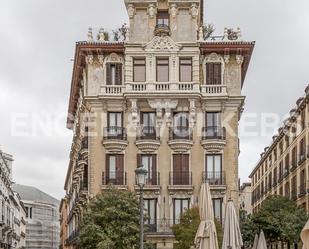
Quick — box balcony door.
[144,199,157,232]
[173,198,190,224]
[205,154,222,184]
[173,112,189,139]
[107,112,123,139]
[106,63,122,85]
[173,154,189,185]
[137,154,157,185]
[141,113,156,139]
[106,154,124,185]
[205,112,222,138]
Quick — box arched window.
[203,53,225,85]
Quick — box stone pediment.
[144,36,182,52]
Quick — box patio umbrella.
[257,230,267,249]
[301,219,309,249]
[222,200,243,249]
[194,182,219,249]
[252,234,259,249]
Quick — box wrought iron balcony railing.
[299,184,307,198]
[169,127,193,140]
[202,126,226,140]
[103,127,127,140]
[202,171,225,185]
[136,126,159,140]
[102,171,127,186]
[135,172,160,186]
[169,171,192,185]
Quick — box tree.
[172,207,223,249]
[240,210,258,248]
[203,23,215,40]
[79,187,140,249]
[248,196,308,246]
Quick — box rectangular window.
[212,198,222,223]
[172,154,190,185]
[106,154,124,185]
[206,63,222,85]
[205,154,222,184]
[173,198,190,224]
[156,58,169,82]
[106,63,122,85]
[172,112,190,139]
[179,58,192,82]
[141,112,156,139]
[138,154,157,185]
[106,112,123,139]
[157,11,169,26]
[144,199,157,232]
[133,58,146,82]
[301,109,306,130]
[292,147,297,166]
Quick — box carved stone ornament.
[190,4,199,19]
[198,26,204,42]
[85,55,94,65]
[87,27,93,41]
[98,55,104,65]
[148,4,156,18]
[169,4,178,18]
[144,36,181,52]
[127,4,135,19]
[236,55,244,65]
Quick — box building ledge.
[135,139,161,153]
[167,140,194,153]
[102,139,128,153]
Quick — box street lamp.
[135,164,148,249]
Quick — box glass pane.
[174,200,181,223]
[149,200,155,221]
[180,65,192,82]
[157,65,169,82]
[214,155,221,172]
[111,65,116,85]
[109,156,116,179]
[207,156,213,173]
[134,66,146,82]
[213,199,221,221]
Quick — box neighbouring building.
[10,192,26,249]
[12,184,60,249]
[250,85,309,214]
[59,199,67,249]
[61,0,255,248]
[239,182,252,215]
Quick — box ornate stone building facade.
[250,85,309,214]
[61,0,254,248]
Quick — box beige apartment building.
[250,85,309,214]
[239,182,252,215]
[61,0,254,248]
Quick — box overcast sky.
[0,0,308,200]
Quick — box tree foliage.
[172,207,223,249]
[79,187,140,249]
[240,210,258,248]
[241,196,308,246]
[203,23,215,40]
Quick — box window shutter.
[206,63,214,85]
[115,64,122,85]
[105,155,110,184]
[214,63,222,85]
[137,154,142,166]
[106,64,111,85]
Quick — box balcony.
[135,172,160,193]
[201,84,227,96]
[135,126,160,153]
[102,172,127,187]
[167,127,193,153]
[298,184,307,198]
[154,24,170,36]
[278,174,284,183]
[202,171,225,187]
[145,219,174,235]
[290,162,297,172]
[272,179,278,188]
[283,168,289,178]
[125,82,200,95]
[291,188,297,201]
[201,126,226,152]
[168,171,193,193]
[298,154,306,166]
[102,127,128,153]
